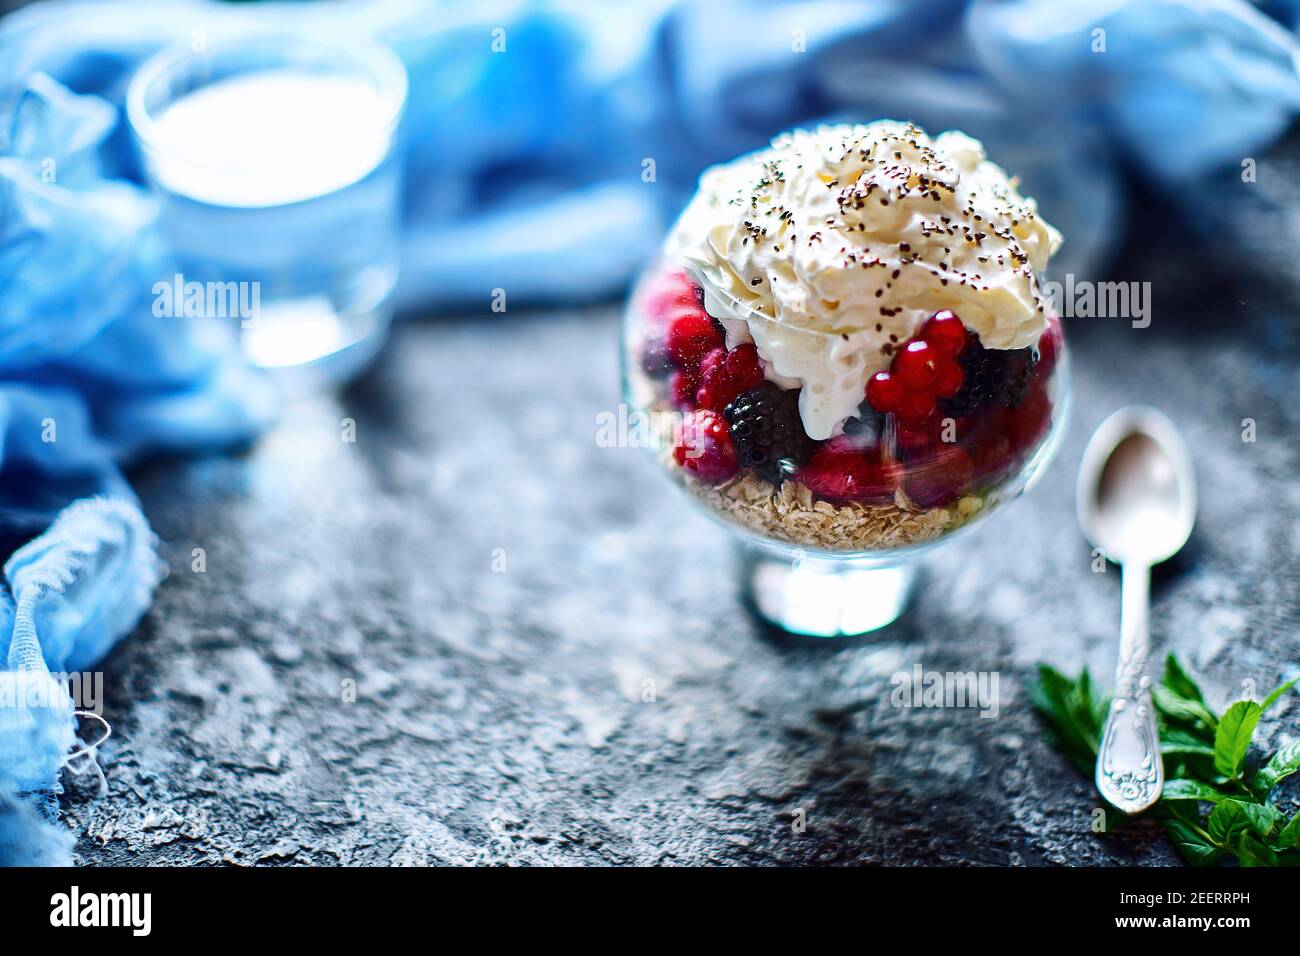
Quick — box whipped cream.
[667,122,1062,439]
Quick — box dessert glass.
[623,255,1070,636]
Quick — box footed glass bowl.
[622,256,1071,636]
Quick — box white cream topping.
[668,122,1062,439]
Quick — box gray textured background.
[64,155,1299,866]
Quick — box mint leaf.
[1253,739,1300,796]
[1208,800,1249,843]
[1160,726,1216,758]
[1214,700,1262,780]
[1276,812,1300,850]
[1164,654,1206,703]
[1153,684,1218,732]
[1162,779,1224,803]
[1261,676,1298,714]
[1029,664,1104,775]
[1077,668,1107,729]
[1032,656,1298,868]
[1164,819,1220,866]
[1222,798,1279,837]
[1236,834,1279,867]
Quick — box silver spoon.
[1077,407,1196,814]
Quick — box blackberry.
[723,382,812,484]
[841,399,885,449]
[937,330,1037,414]
[991,347,1037,408]
[937,329,993,417]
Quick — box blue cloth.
[0,0,1298,865]
[0,60,273,864]
[4,0,1299,301]
[0,499,160,865]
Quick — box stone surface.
[66,183,1298,867]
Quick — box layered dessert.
[627,121,1066,552]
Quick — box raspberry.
[725,342,764,383]
[723,382,812,484]
[696,343,765,412]
[799,436,899,505]
[669,369,699,411]
[902,446,973,508]
[696,345,726,387]
[920,310,967,357]
[643,269,703,326]
[673,409,738,484]
[665,310,724,371]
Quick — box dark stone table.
[68,163,1299,866]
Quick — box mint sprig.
[1031,656,1300,866]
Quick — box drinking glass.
[128,32,408,385]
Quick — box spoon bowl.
[1079,408,1196,566]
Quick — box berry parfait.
[624,122,1070,635]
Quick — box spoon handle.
[1095,562,1163,814]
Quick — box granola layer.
[677,466,985,552]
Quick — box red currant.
[865,370,903,412]
[920,310,967,357]
[894,339,939,390]
[896,389,936,425]
[932,358,964,398]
